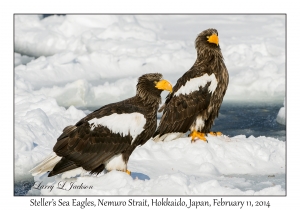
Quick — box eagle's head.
[195,28,220,54]
[136,73,172,104]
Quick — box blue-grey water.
[211,101,286,141]
[14,102,286,196]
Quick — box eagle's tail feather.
[29,152,62,176]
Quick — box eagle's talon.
[209,131,222,136]
[126,170,131,175]
[190,130,207,142]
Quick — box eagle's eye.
[154,81,158,85]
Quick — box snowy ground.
[14,14,286,195]
[276,99,286,125]
[26,135,285,196]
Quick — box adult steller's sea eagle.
[153,28,229,142]
[30,73,172,177]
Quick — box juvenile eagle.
[153,28,229,142]
[30,73,172,177]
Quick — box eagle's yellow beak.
[207,33,219,46]
[155,79,173,93]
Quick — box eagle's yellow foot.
[189,130,207,142]
[209,131,222,136]
[126,170,131,175]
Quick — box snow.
[27,171,285,195]
[27,135,285,195]
[15,14,285,106]
[276,99,286,125]
[14,14,286,195]
[15,77,86,181]
[14,53,34,67]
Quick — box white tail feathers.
[29,152,62,176]
[153,132,185,142]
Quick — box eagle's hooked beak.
[207,33,219,46]
[155,79,173,93]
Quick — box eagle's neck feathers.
[197,47,223,61]
[136,87,161,110]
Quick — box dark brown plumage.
[30,73,172,177]
[153,28,229,142]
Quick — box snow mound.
[14,53,34,67]
[27,135,285,195]
[14,15,285,106]
[276,99,286,125]
[27,170,285,196]
[15,77,86,182]
[129,135,285,177]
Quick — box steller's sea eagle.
[153,28,229,142]
[30,73,172,177]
